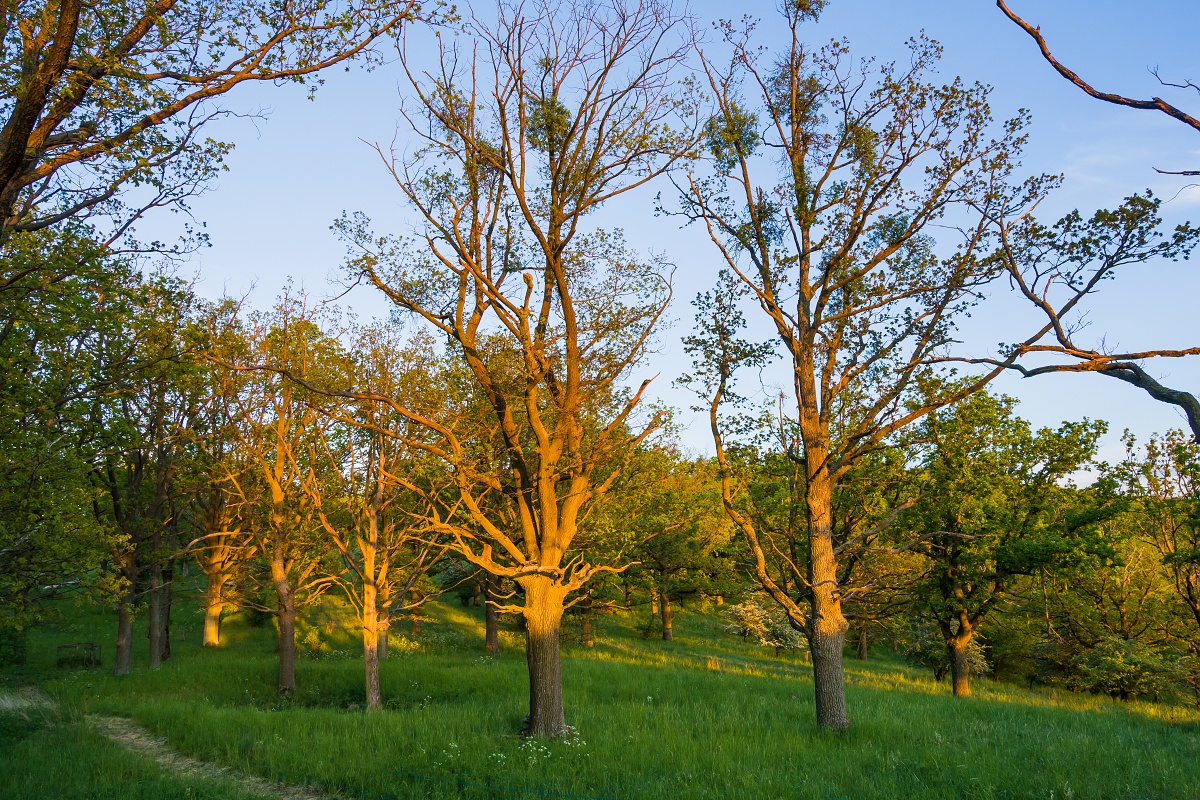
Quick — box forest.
[2,0,1200,797]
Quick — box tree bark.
[856,624,869,661]
[660,589,673,642]
[522,577,567,738]
[484,577,501,656]
[277,603,297,694]
[161,560,173,662]
[948,636,972,698]
[202,573,226,647]
[362,564,381,711]
[147,563,164,669]
[377,584,390,660]
[807,473,850,731]
[113,587,135,677]
[271,544,297,695]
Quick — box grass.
[4,598,1200,800]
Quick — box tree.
[900,391,1104,697]
[186,330,257,649]
[335,0,698,737]
[1115,430,1200,702]
[679,4,1035,730]
[304,325,447,711]
[84,271,202,675]
[0,225,145,655]
[215,293,341,694]
[0,0,424,243]
[609,449,735,642]
[990,3,1200,437]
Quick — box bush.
[1069,636,1188,701]
[723,596,806,654]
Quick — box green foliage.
[0,224,199,637]
[527,96,574,153]
[1070,636,1188,701]
[703,102,759,172]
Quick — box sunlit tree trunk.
[362,548,381,711]
[946,628,974,698]
[660,586,674,642]
[203,575,227,647]
[522,577,567,737]
[806,466,850,731]
[270,537,297,694]
[484,576,500,656]
[580,615,595,649]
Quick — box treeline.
[4,252,1200,712]
[2,0,1199,738]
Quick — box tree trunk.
[377,583,390,661]
[147,563,163,669]
[580,614,594,648]
[650,587,659,615]
[521,577,567,738]
[948,636,972,698]
[277,603,297,694]
[160,559,173,662]
[807,474,850,731]
[203,574,226,647]
[473,580,482,607]
[856,624,868,661]
[363,571,381,711]
[113,587,135,677]
[660,589,673,642]
[271,546,297,694]
[484,577,501,656]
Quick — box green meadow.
[3,600,1199,800]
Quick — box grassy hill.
[3,598,1199,799]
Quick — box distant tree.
[1114,431,1200,702]
[609,450,735,642]
[900,391,1104,697]
[185,310,258,649]
[304,325,448,711]
[214,294,341,694]
[85,272,203,674]
[723,594,805,656]
[0,226,162,657]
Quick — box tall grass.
[5,599,1200,799]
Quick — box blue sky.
[138,0,1200,460]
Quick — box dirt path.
[90,715,343,800]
